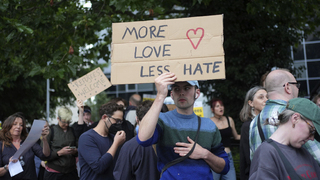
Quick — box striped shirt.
[138,109,229,179]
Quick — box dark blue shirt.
[0,141,49,180]
[78,129,117,180]
[113,135,159,180]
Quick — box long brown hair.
[0,112,28,147]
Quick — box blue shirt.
[78,129,116,180]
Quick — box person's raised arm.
[41,124,50,157]
[77,100,84,125]
[138,72,177,141]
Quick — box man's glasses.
[283,82,300,89]
[109,117,123,125]
[301,118,316,136]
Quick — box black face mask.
[105,118,123,135]
[109,123,123,135]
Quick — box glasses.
[283,82,300,89]
[59,119,70,124]
[301,118,316,136]
[108,117,123,125]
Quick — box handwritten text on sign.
[68,68,111,101]
[111,15,225,84]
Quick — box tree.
[1,0,319,127]
[0,0,100,121]
[184,0,320,130]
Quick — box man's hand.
[154,72,177,99]
[114,130,126,147]
[174,136,206,159]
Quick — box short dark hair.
[77,105,91,114]
[136,100,153,121]
[109,97,128,107]
[99,102,124,119]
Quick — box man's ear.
[195,89,200,99]
[102,114,108,120]
[283,82,292,95]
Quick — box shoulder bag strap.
[257,114,265,142]
[160,116,201,177]
[266,139,303,180]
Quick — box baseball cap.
[169,80,199,90]
[287,98,320,142]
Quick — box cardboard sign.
[111,15,225,85]
[143,94,157,101]
[68,68,111,101]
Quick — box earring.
[292,124,295,128]
[251,107,256,117]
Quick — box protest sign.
[68,67,111,101]
[111,14,225,84]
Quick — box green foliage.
[85,92,111,121]
[172,0,320,132]
[1,0,319,129]
[0,0,109,121]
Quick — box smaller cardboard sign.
[68,68,111,101]
[194,101,204,117]
[143,94,157,101]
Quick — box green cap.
[287,98,320,142]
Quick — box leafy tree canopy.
[1,0,319,129]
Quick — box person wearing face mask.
[77,102,126,180]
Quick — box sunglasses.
[283,82,300,89]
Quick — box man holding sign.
[137,72,229,179]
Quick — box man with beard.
[78,102,126,180]
[137,72,229,179]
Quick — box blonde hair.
[58,106,73,122]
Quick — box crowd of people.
[1,69,320,180]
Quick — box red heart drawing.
[186,28,204,50]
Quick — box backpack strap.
[160,116,201,177]
[257,114,265,142]
[266,139,303,180]
[50,126,54,143]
